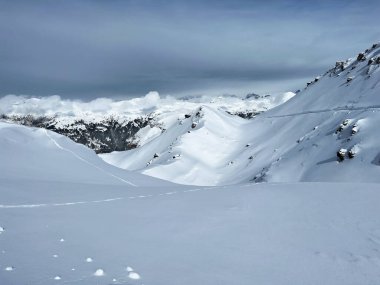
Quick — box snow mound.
[93,269,105,277]
[128,271,140,280]
[0,122,171,186]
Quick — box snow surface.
[1,121,380,284]
[101,44,380,185]
[0,122,171,187]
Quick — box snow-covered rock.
[93,269,105,277]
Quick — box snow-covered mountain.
[101,43,380,185]
[0,92,291,153]
[3,43,380,187]
[2,121,380,285]
[2,43,380,285]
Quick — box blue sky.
[0,0,379,99]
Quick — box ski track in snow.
[43,129,137,187]
[0,197,125,209]
[265,105,380,118]
[0,184,222,284]
[0,186,221,209]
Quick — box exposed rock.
[348,149,356,159]
[2,114,152,153]
[226,110,262,119]
[335,61,345,69]
[351,125,359,135]
[245,93,261,99]
[337,148,347,161]
[357,53,366,61]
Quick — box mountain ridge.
[0,92,291,153]
[101,42,380,185]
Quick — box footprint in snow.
[4,266,14,271]
[54,276,61,280]
[86,257,93,263]
[0,226,4,234]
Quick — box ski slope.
[2,123,380,285]
[101,43,380,185]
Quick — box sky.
[0,0,379,100]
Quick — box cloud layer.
[0,92,295,119]
[0,0,379,99]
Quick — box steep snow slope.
[228,43,380,184]
[0,122,171,187]
[101,106,251,185]
[102,43,380,185]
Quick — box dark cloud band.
[0,0,379,99]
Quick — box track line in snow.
[0,185,223,209]
[0,197,125,209]
[43,129,137,187]
[265,105,380,118]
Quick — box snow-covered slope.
[229,43,380,184]
[2,53,380,284]
[2,134,380,285]
[0,122,171,187]
[101,43,380,185]
[101,106,251,185]
[2,124,380,285]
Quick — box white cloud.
[0,91,294,122]
[0,92,163,118]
